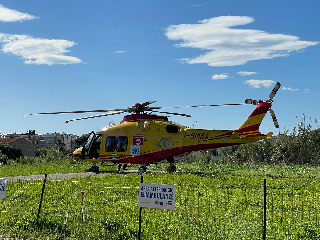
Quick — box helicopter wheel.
[89,165,99,173]
[117,164,122,171]
[167,163,177,173]
[123,164,127,170]
[139,165,147,175]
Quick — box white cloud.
[303,89,309,93]
[0,4,38,22]
[0,34,82,65]
[282,87,299,91]
[244,80,275,88]
[212,74,228,80]
[112,50,127,53]
[190,4,203,7]
[237,71,258,76]
[165,16,318,67]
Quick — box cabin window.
[105,136,117,152]
[165,125,180,133]
[117,136,128,152]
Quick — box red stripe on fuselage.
[129,143,241,164]
[238,124,260,133]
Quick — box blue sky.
[1,0,319,136]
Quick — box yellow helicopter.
[27,82,281,173]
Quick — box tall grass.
[1,164,320,239]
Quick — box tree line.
[1,123,320,165]
[0,133,89,165]
[221,120,320,165]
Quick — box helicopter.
[26,82,281,174]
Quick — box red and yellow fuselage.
[73,101,273,165]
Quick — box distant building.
[5,130,78,151]
[212,148,224,157]
[38,133,55,147]
[61,133,78,150]
[0,138,36,157]
[38,132,78,150]
[5,130,40,145]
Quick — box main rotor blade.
[65,111,125,123]
[149,103,244,110]
[25,102,243,117]
[25,108,128,117]
[269,82,281,101]
[269,108,279,128]
[151,110,191,118]
[141,101,156,107]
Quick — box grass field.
[1,161,320,239]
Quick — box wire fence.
[1,175,320,239]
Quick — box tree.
[75,133,90,148]
[0,150,8,164]
[0,141,22,163]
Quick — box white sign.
[138,183,176,210]
[0,178,6,200]
[130,145,141,155]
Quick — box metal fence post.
[138,175,143,240]
[263,178,267,240]
[37,173,48,221]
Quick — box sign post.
[137,180,176,239]
[0,178,6,200]
[138,175,143,240]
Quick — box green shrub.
[296,223,320,239]
[0,142,22,162]
[0,150,8,164]
[220,119,320,165]
[35,146,66,161]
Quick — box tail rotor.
[269,108,279,128]
[269,82,281,102]
[245,82,281,128]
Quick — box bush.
[296,223,320,239]
[0,150,8,164]
[222,120,320,165]
[0,141,22,163]
[35,146,66,161]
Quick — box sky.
[0,0,320,137]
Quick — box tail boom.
[238,101,271,137]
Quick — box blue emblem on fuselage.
[156,138,171,150]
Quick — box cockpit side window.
[117,136,128,152]
[106,136,117,152]
[165,125,180,133]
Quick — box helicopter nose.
[73,147,82,158]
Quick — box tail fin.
[237,101,271,137]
